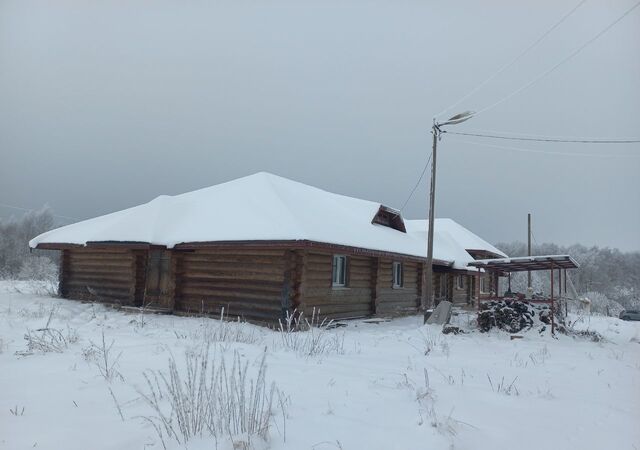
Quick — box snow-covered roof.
[404,219,506,270]
[30,172,505,269]
[468,255,578,271]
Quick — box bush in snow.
[16,308,78,356]
[17,256,58,281]
[0,206,58,278]
[84,329,123,382]
[191,308,260,346]
[584,291,624,317]
[276,309,345,357]
[138,344,283,449]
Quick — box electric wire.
[449,127,640,141]
[443,130,640,144]
[398,153,432,213]
[447,138,640,158]
[473,0,640,117]
[435,0,588,119]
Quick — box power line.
[398,153,432,213]
[435,0,587,119]
[0,202,79,221]
[451,127,640,141]
[443,130,640,144]
[448,138,640,158]
[473,0,640,117]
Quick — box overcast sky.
[1,0,639,251]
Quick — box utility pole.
[423,122,440,313]
[527,213,532,289]
[423,112,474,323]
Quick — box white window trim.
[392,261,404,289]
[332,255,348,288]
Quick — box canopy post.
[476,267,481,312]
[550,261,555,335]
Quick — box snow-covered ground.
[1,280,638,450]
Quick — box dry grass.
[137,343,284,449]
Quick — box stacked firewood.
[478,300,552,333]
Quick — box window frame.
[480,275,489,294]
[392,261,404,289]
[456,274,465,290]
[332,254,348,288]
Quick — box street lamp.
[423,111,474,323]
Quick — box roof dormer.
[371,205,406,233]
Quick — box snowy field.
[1,281,639,450]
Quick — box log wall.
[173,248,286,322]
[375,259,420,315]
[60,248,137,304]
[451,274,470,305]
[299,252,373,320]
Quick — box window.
[456,275,464,290]
[332,255,348,287]
[480,276,489,294]
[392,262,404,288]
[437,274,448,298]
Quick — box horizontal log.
[302,298,373,308]
[176,287,280,301]
[178,281,283,295]
[378,288,418,295]
[66,271,133,282]
[178,268,283,281]
[377,298,420,307]
[68,253,133,262]
[179,254,285,265]
[176,300,282,313]
[189,248,286,257]
[65,280,133,291]
[66,258,134,269]
[66,287,132,300]
[179,261,285,274]
[303,304,372,316]
[304,287,371,297]
[178,277,283,289]
[68,248,131,255]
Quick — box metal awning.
[468,254,579,272]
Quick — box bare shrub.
[276,309,345,357]
[9,405,25,416]
[16,302,48,320]
[84,329,123,382]
[15,307,78,356]
[414,330,450,357]
[18,256,58,281]
[137,344,284,449]
[192,308,259,346]
[487,374,519,396]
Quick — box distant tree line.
[496,241,640,316]
[0,207,58,280]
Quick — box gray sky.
[1,0,639,251]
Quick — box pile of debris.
[478,300,552,333]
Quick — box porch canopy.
[468,254,579,273]
[468,255,579,334]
